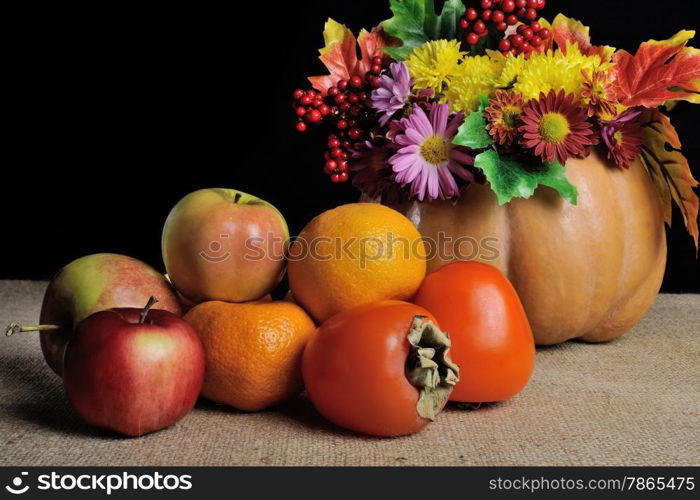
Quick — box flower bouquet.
[291,0,699,344]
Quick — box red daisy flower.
[484,91,525,146]
[519,90,598,165]
[349,141,402,204]
[581,70,618,118]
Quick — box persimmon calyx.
[406,316,460,421]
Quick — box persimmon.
[414,261,535,403]
[302,301,459,437]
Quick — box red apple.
[63,298,205,437]
[7,254,183,376]
[162,189,289,303]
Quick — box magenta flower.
[389,103,474,201]
[599,108,643,168]
[371,62,412,126]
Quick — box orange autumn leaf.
[308,19,393,95]
[612,31,700,109]
[639,109,699,250]
[551,14,615,61]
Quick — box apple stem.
[233,192,242,204]
[5,323,61,337]
[139,296,159,324]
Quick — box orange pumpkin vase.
[392,150,666,345]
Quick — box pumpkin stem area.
[405,316,460,421]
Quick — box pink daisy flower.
[371,62,412,126]
[389,103,474,201]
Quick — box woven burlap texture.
[1,281,698,466]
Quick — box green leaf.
[454,109,492,150]
[453,95,493,150]
[474,149,579,205]
[381,0,466,61]
[478,94,490,108]
[538,161,579,206]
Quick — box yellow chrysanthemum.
[443,55,504,112]
[406,40,464,94]
[512,43,606,101]
[493,52,527,89]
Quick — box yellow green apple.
[161,189,289,303]
[8,254,183,375]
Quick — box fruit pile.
[7,190,535,438]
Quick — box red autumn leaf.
[612,31,700,109]
[639,109,699,251]
[357,28,393,74]
[308,20,393,95]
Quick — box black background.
[4,0,699,290]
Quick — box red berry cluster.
[498,20,551,56]
[293,88,331,133]
[293,56,386,183]
[460,0,548,50]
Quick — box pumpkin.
[389,150,667,345]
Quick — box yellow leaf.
[645,30,695,48]
[552,13,615,61]
[319,18,353,56]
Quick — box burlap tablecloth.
[1,280,697,466]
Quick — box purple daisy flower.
[389,103,474,202]
[371,62,412,126]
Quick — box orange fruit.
[288,203,426,323]
[183,300,316,412]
